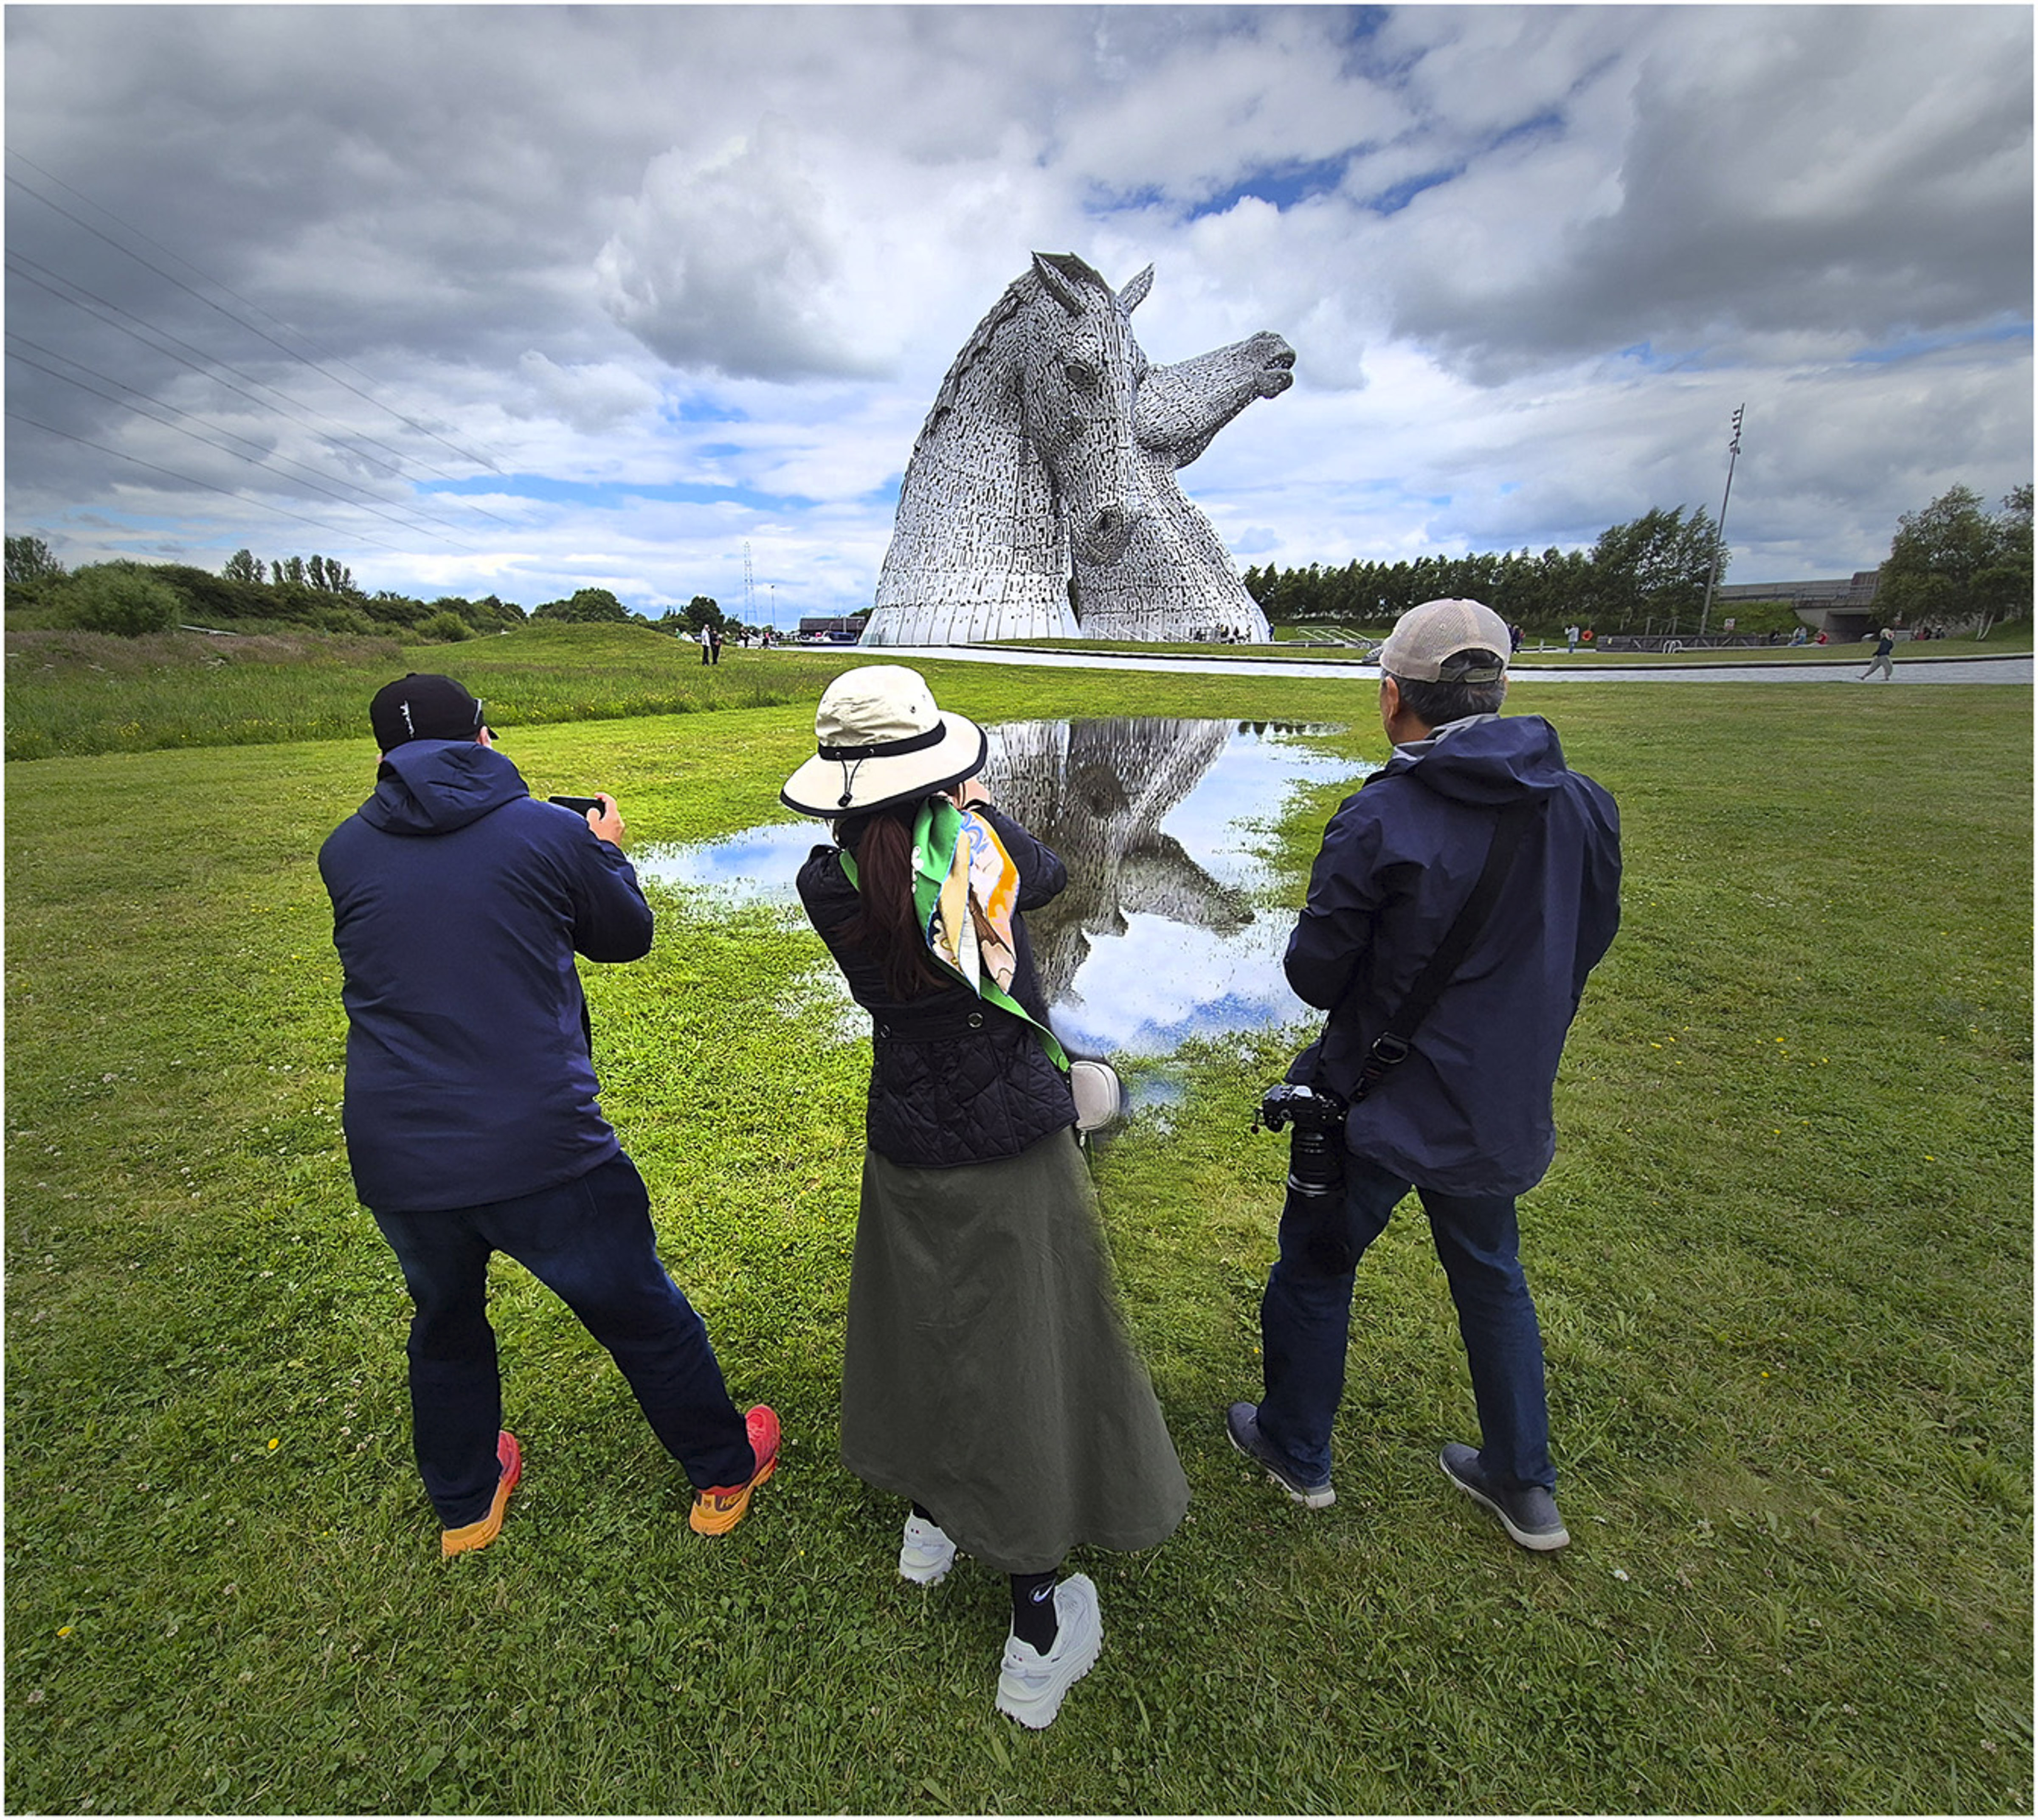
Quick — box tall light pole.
[1699,404,1744,639]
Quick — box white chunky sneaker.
[898,1514,957,1586]
[994,1574,1103,1730]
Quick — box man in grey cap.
[1227,599,1621,1550]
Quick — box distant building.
[799,614,867,641]
[1714,572,1883,639]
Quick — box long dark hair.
[835,794,1001,1000]
[835,800,949,1000]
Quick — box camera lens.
[1286,1124,1344,1197]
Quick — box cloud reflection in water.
[635,718,1374,1057]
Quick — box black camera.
[1253,1082,1351,1198]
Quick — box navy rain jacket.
[319,739,653,1214]
[1285,714,1621,1197]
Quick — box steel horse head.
[862,252,1143,646]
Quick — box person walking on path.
[1861,627,1897,681]
[783,665,1188,1729]
[320,673,777,1557]
[1228,600,1621,1552]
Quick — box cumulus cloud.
[594,117,884,381]
[4,4,2029,609]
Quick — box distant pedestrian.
[709,626,724,665]
[1564,624,1579,653]
[700,625,713,665]
[1508,623,1523,655]
[1861,628,1896,682]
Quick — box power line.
[5,159,506,478]
[6,335,479,548]
[6,252,523,531]
[7,147,499,466]
[5,407,406,551]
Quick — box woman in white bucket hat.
[784,665,1187,1730]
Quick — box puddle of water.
[636,718,1374,1058]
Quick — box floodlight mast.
[1699,405,1744,638]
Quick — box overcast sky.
[5,4,2031,621]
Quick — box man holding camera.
[320,673,777,1557]
[1229,600,1620,1550]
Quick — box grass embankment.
[5,656,2031,1812]
[2,622,873,761]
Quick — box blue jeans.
[372,1152,754,1526]
[1257,1153,1554,1491]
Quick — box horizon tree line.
[6,483,2029,640]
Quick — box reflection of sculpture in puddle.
[982,719,1253,1007]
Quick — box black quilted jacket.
[797,804,1078,1169]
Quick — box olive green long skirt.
[840,1128,1189,1575]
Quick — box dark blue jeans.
[373,1152,754,1527]
[1257,1152,1554,1491]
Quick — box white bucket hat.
[780,665,988,817]
[1378,598,1512,683]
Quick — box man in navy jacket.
[1228,603,1620,1550]
[321,674,777,1555]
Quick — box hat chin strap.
[836,755,867,810]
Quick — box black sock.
[1010,1570,1059,1653]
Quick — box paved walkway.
[873,645,2032,685]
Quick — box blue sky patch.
[418,474,810,511]
[1848,317,2032,365]
[1187,154,1352,220]
[1360,166,1458,215]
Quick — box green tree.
[531,586,629,623]
[1971,485,2033,635]
[680,594,725,634]
[222,549,265,585]
[417,611,473,642]
[65,563,180,636]
[6,534,65,585]
[1875,483,2033,631]
[1587,506,1720,630]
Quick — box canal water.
[636,717,1374,1062]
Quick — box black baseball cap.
[370,673,485,750]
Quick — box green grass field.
[5,628,2031,1812]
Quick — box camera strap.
[1348,796,1541,1103]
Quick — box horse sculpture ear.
[1032,251,1098,316]
[1118,265,1154,314]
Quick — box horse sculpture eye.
[1065,361,1100,393]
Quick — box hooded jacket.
[318,739,653,1213]
[797,804,1077,1169]
[1285,714,1621,1197]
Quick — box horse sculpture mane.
[861,255,1292,648]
